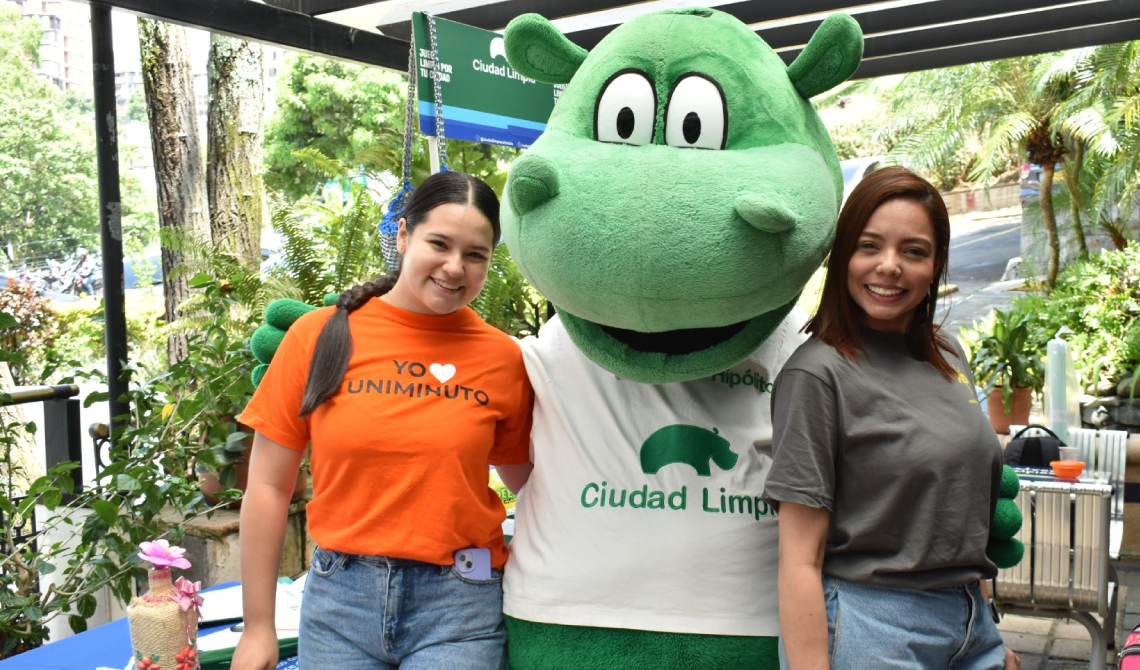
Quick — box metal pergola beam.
[861,1,1140,60]
[776,1,1140,64]
[851,18,1140,79]
[265,0,384,14]
[71,0,409,71]
[758,0,1111,50]
[374,0,662,40]
[375,0,892,44]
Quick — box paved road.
[939,212,1024,336]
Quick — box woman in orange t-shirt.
[232,171,534,670]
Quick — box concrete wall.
[941,183,1021,217]
[178,501,312,588]
[1019,194,1138,276]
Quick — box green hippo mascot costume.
[250,8,1023,669]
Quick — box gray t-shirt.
[763,327,1002,589]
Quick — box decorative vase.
[988,386,1033,434]
[127,569,199,670]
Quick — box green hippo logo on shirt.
[640,425,737,476]
[578,424,774,521]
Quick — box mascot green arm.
[249,295,338,386]
[987,465,1025,569]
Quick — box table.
[993,474,1118,670]
[0,583,297,670]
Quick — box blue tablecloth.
[0,583,298,670]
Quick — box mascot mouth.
[600,320,750,356]
[558,298,799,384]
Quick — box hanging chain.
[425,12,449,170]
[378,37,419,239]
[399,36,417,187]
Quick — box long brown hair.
[806,166,956,380]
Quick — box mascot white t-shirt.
[504,309,808,636]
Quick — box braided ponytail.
[299,276,398,416]
[297,170,500,416]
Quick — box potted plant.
[964,308,1046,433]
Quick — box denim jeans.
[779,576,1005,670]
[299,546,506,668]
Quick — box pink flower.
[137,540,192,570]
[173,576,204,616]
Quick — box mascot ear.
[504,13,588,84]
[787,13,864,99]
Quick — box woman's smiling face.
[386,202,495,316]
[846,198,937,333]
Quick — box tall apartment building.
[7,0,90,91]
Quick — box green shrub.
[47,300,167,383]
[1008,245,1140,391]
[0,281,59,383]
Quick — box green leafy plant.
[1008,245,1140,392]
[157,227,298,343]
[0,272,268,655]
[45,298,167,384]
[0,362,226,657]
[265,148,390,306]
[148,267,263,486]
[963,307,1047,412]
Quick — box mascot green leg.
[505,617,778,670]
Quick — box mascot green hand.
[988,465,1025,569]
[249,295,337,387]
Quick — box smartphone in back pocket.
[453,547,492,580]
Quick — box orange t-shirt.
[239,298,533,569]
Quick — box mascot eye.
[595,71,656,146]
[665,75,726,150]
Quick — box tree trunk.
[1063,140,1088,257]
[139,19,209,365]
[1040,164,1061,291]
[0,362,43,495]
[207,35,265,268]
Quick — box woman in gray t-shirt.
[764,167,1016,670]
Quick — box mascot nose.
[734,193,797,233]
[508,155,561,215]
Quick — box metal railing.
[3,384,84,495]
[0,384,83,578]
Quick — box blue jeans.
[779,576,1005,670]
[300,546,507,668]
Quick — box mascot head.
[502,9,863,383]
